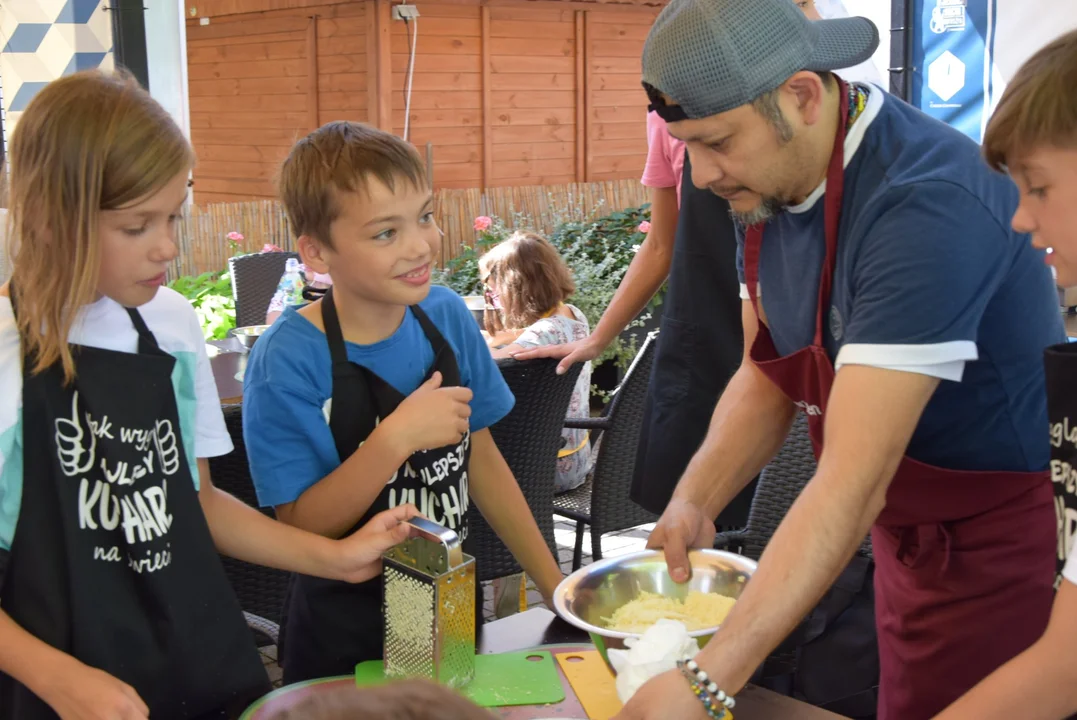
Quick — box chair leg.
[572,521,586,571]
[592,527,603,564]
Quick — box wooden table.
[242,609,846,719]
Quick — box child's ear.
[297,234,331,275]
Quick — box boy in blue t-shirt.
[242,122,563,684]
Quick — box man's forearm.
[673,362,795,519]
[468,430,563,598]
[696,462,889,692]
[276,423,410,538]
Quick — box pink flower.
[261,244,284,253]
[226,231,245,242]
[637,221,651,234]
[474,216,493,232]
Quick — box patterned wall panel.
[0,0,114,136]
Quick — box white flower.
[631,244,641,253]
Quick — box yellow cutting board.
[554,651,734,720]
[554,651,622,720]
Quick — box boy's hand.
[334,504,422,583]
[385,372,473,455]
[40,659,149,720]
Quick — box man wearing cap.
[619,1,1065,719]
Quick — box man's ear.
[784,70,829,127]
[297,234,330,275]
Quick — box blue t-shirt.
[736,88,1064,472]
[242,286,515,508]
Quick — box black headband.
[643,82,689,123]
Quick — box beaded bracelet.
[677,659,736,719]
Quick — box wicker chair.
[229,251,298,328]
[554,332,660,571]
[463,358,583,582]
[209,404,292,646]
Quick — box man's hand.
[614,668,709,720]
[510,337,605,375]
[646,499,717,583]
[383,372,473,453]
[334,504,422,583]
[40,659,149,720]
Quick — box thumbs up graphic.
[154,419,181,476]
[54,392,95,477]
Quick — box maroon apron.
[742,81,1055,720]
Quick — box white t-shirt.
[0,287,232,551]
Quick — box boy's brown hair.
[478,231,575,333]
[265,679,493,720]
[983,29,1077,172]
[278,121,428,247]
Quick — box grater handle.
[406,517,464,567]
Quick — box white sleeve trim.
[835,341,978,383]
[739,283,760,300]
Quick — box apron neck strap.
[124,307,161,354]
[812,77,850,348]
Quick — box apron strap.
[321,286,377,463]
[410,303,462,387]
[124,307,162,355]
[813,77,850,348]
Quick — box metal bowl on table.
[552,549,757,672]
[230,325,269,351]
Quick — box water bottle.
[278,258,306,308]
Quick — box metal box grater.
[382,517,477,687]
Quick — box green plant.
[432,215,510,296]
[169,270,235,340]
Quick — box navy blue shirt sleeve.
[838,181,1013,365]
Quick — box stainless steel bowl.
[553,549,757,671]
[230,325,269,350]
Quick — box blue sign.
[910,0,999,142]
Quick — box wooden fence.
[169,178,647,278]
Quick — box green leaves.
[168,270,236,340]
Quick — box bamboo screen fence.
[169,178,648,278]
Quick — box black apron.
[281,288,478,684]
[0,290,269,720]
[1046,340,1077,588]
[631,153,756,526]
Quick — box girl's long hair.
[7,69,194,383]
[478,231,575,334]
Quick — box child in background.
[242,121,564,684]
[479,232,594,494]
[0,70,419,720]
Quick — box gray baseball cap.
[642,0,880,121]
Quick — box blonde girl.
[478,232,594,493]
[0,69,417,720]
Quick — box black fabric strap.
[124,307,162,355]
[321,286,377,463]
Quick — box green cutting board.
[355,651,566,708]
